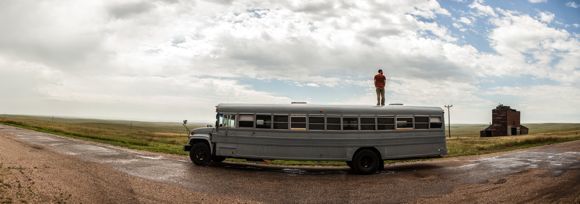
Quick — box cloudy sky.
[0,0,578,123]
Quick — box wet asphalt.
[0,124,578,203]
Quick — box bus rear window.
[238,114,254,128]
[430,117,443,129]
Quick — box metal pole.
[444,105,453,138]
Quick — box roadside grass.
[447,132,580,157]
[0,115,197,155]
[445,123,580,157]
[1,115,579,166]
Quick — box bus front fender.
[185,134,212,153]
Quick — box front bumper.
[184,144,192,151]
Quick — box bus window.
[256,115,272,129]
[225,115,235,128]
[396,117,413,129]
[430,117,443,128]
[291,116,306,130]
[273,115,289,129]
[342,117,359,130]
[222,115,230,128]
[377,117,394,130]
[360,117,376,130]
[308,116,325,130]
[415,116,429,129]
[238,114,255,128]
[326,117,341,130]
[217,113,224,127]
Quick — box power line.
[444,105,453,138]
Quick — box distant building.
[480,104,529,137]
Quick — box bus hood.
[191,127,214,135]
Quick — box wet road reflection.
[1,124,579,203]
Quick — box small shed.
[480,104,529,137]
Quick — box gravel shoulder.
[0,128,255,204]
[1,124,579,203]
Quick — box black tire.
[190,143,211,166]
[352,149,381,174]
[212,156,226,163]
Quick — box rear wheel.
[352,149,381,174]
[190,143,211,166]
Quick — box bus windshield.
[216,113,224,127]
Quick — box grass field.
[1,114,579,166]
[0,115,199,155]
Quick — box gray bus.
[184,103,447,174]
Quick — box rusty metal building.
[480,105,529,137]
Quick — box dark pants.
[376,88,385,106]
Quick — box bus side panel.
[214,129,446,160]
[261,145,346,160]
[383,131,446,159]
[215,143,348,160]
[215,142,266,158]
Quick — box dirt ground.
[0,124,579,203]
[0,130,256,204]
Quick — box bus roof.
[216,103,444,115]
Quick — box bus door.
[215,113,227,137]
[223,114,235,136]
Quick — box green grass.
[445,123,580,157]
[1,115,579,166]
[0,115,200,155]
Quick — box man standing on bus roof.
[374,69,386,106]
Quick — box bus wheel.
[352,149,380,174]
[190,143,211,166]
[212,156,226,163]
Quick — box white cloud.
[528,0,547,3]
[0,0,578,123]
[537,11,555,23]
[484,85,580,122]
[0,58,290,121]
[488,12,579,83]
[565,1,578,8]
[469,0,497,17]
[459,17,473,25]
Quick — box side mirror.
[182,119,190,136]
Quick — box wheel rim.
[194,149,206,161]
[360,156,374,168]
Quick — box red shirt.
[374,74,386,88]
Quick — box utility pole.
[444,105,453,138]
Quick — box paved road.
[0,124,579,203]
